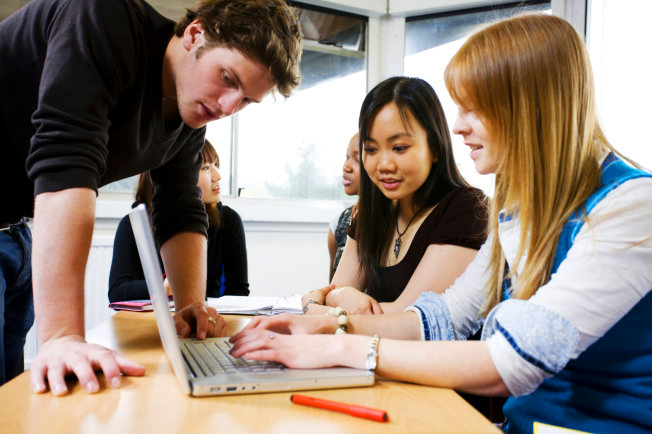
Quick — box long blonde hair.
[445,14,618,315]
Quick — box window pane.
[205,118,232,196]
[100,175,138,194]
[404,2,551,196]
[235,7,366,200]
[99,118,230,197]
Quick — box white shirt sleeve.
[440,236,493,339]
[407,237,492,341]
[530,178,652,354]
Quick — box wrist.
[325,306,349,334]
[318,315,340,334]
[39,332,85,347]
[338,334,369,370]
[173,296,204,312]
[325,333,350,367]
[34,308,85,345]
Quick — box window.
[103,3,367,203]
[221,4,367,200]
[100,174,138,194]
[100,102,232,197]
[205,118,232,196]
[587,0,652,169]
[403,1,551,195]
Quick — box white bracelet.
[327,306,348,334]
[366,335,380,371]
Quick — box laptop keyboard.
[183,339,286,376]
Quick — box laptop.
[128,204,374,396]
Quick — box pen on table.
[290,394,389,422]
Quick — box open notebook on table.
[128,204,374,396]
[206,294,302,315]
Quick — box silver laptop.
[128,204,374,396]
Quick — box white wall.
[240,222,330,296]
[24,233,118,366]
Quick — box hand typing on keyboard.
[183,340,286,377]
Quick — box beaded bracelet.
[327,306,348,334]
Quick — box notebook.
[109,299,174,312]
[128,204,374,396]
[206,294,303,315]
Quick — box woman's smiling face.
[452,106,502,175]
[198,158,221,204]
[362,102,436,206]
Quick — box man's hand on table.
[30,335,145,396]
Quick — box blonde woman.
[229,14,652,433]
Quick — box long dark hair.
[135,140,221,228]
[201,139,221,227]
[356,76,468,291]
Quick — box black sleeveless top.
[349,187,488,302]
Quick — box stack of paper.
[206,294,303,315]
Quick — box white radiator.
[24,235,116,368]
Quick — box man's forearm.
[160,232,207,309]
[32,188,96,344]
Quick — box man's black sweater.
[0,0,207,244]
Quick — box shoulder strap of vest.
[551,153,652,274]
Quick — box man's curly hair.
[175,0,302,97]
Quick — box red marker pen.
[290,394,389,422]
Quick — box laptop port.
[226,386,237,392]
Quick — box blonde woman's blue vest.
[503,154,652,433]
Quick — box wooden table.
[0,312,499,433]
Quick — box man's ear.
[183,19,204,51]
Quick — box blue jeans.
[0,220,34,385]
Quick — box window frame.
[96,0,587,224]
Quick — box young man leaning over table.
[0,0,302,394]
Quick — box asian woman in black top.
[303,77,488,315]
[108,140,249,302]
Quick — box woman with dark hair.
[303,77,488,315]
[327,132,360,281]
[108,140,249,302]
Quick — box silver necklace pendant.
[394,235,402,259]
